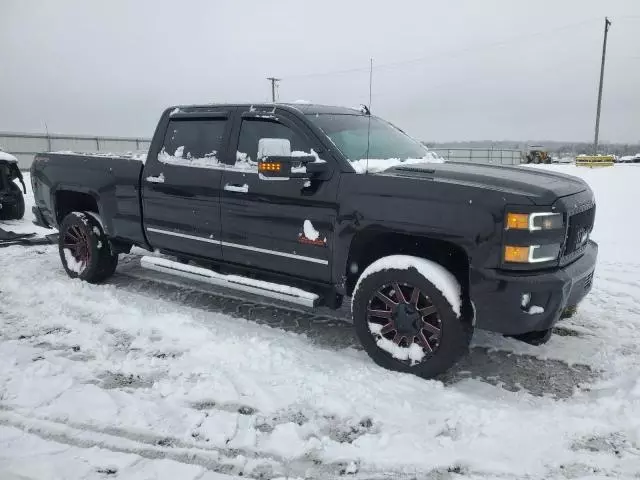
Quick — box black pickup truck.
[31,103,597,377]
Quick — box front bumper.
[471,240,598,335]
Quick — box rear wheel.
[58,212,118,283]
[352,256,472,378]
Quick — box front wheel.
[352,255,472,378]
[58,211,118,283]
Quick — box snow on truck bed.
[49,150,148,162]
[2,166,640,478]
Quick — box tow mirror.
[258,155,324,180]
[256,138,329,181]
[258,138,291,158]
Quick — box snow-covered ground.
[2,165,640,479]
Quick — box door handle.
[224,183,249,193]
[145,173,165,184]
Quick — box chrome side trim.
[146,227,221,245]
[221,240,328,265]
[146,227,328,265]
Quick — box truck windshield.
[306,113,440,172]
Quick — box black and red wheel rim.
[62,224,91,269]
[367,282,442,364]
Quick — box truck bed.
[30,151,148,247]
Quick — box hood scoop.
[395,165,436,174]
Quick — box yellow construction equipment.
[575,155,615,167]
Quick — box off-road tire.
[0,182,25,220]
[58,211,118,283]
[352,258,473,378]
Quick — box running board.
[140,256,319,308]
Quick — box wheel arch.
[53,187,105,231]
[344,228,472,315]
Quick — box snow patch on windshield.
[158,147,220,169]
[350,153,444,174]
[354,254,461,317]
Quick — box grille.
[563,205,595,258]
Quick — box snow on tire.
[58,211,118,283]
[352,255,472,378]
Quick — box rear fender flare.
[51,185,112,235]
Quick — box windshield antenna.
[365,57,373,174]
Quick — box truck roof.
[0,150,18,164]
[171,103,365,116]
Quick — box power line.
[283,17,601,80]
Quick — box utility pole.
[266,77,281,103]
[594,17,612,155]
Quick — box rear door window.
[160,118,227,168]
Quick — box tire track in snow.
[0,408,341,480]
[0,407,431,480]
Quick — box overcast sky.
[1,0,639,143]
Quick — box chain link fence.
[430,148,525,165]
[0,131,151,169]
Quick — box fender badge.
[299,220,327,247]
[298,234,327,246]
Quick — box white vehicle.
[0,146,26,220]
[0,146,19,164]
[619,154,640,163]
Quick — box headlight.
[506,212,563,231]
[504,244,561,263]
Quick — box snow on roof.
[0,150,18,163]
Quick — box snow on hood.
[350,152,444,174]
[0,150,18,163]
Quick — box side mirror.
[256,136,329,181]
[258,138,291,158]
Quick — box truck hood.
[383,162,588,205]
